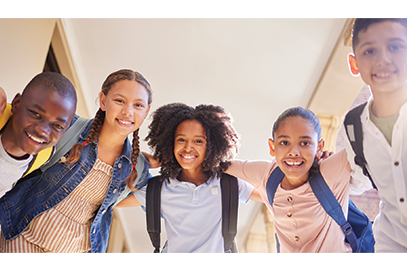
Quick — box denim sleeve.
[114,153,151,206]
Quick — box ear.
[99,92,107,111]
[10,93,21,114]
[145,104,152,118]
[268,138,276,157]
[348,53,360,76]
[316,138,325,159]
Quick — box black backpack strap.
[220,173,239,253]
[146,175,164,253]
[344,102,377,189]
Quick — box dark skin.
[1,86,76,158]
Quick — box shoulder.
[319,149,351,181]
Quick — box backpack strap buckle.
[341,222,353,236]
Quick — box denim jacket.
[0,115,150,252]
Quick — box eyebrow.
[114,93,147,103]
[276,135,313,140]
[359,37,407,49]
[31,104,69,124]
[175,134,206,138]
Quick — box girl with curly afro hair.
[116,102,261,253]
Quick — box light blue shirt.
[134,176,254,253]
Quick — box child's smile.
[4,86,75,157]
[174,119,207,173]
[350,20,407,95]
[269,116,324,190]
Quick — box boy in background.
[0,72,77,198]
[346,18,407,252]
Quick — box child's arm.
[115,194,142,208]
[226,159,275,189]
[142,151,161,169]
[0,86,6,117]
[248,188,263,202]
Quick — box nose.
[376,48,392,66]
[35,121,51,136]
[185,140,193,151]
[288,145,300,157]
[122,104,134,116]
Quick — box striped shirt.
[0,159,112,253]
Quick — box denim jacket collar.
[78,118,132,164]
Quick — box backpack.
[0,103,54,177]
[344,102,377,189]
[146,173,239,253]
[266,167,375,253]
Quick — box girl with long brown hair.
[0,69,152,253]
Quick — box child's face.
[269,116,324,186]
[173,119,207,172]
[100,79,151,138]
[349,20,407,95]
[10,86,76,156]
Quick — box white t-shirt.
[0,134,33,198]
[134,175,254,253]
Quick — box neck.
[281,173,309,190]
[177,168,206,187]
[97,125,127,165]
[371,87,407,118]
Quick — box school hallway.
[0,17,380,253]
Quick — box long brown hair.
[64,69,152,191]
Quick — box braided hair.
[65,69,152,191]
[145,102,239,182]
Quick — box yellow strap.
[0,103,13,129]
[23,147,54,177]
[0,103,54,177]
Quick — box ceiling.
[63,18,351,252]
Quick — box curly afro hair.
[145,102,239,182]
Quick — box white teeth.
[182,155,195,159]
[376,71,394,77]
[286,161,302,166]
[118,119,132,125]
[27,133,45,144]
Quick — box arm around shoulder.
[0,86,7,117]
[226,159,275,189]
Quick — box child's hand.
[142,151,161,169]
[318,150,334,161]
[0,87,6,117]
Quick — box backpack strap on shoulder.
[266,166,285,206]
[344,102,376,189]
[309,172,359,252]
[146,175,164,253]
[39,116,90,172]
[220,173,239,253]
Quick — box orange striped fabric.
[0,159,112,253]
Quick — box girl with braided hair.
[116,102,261,253]
[0,69,152,253]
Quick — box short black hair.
[22,72,77,105]
[352,18,407,51]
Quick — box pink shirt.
[226,149,352,253]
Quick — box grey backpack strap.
[40,116,90,171]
